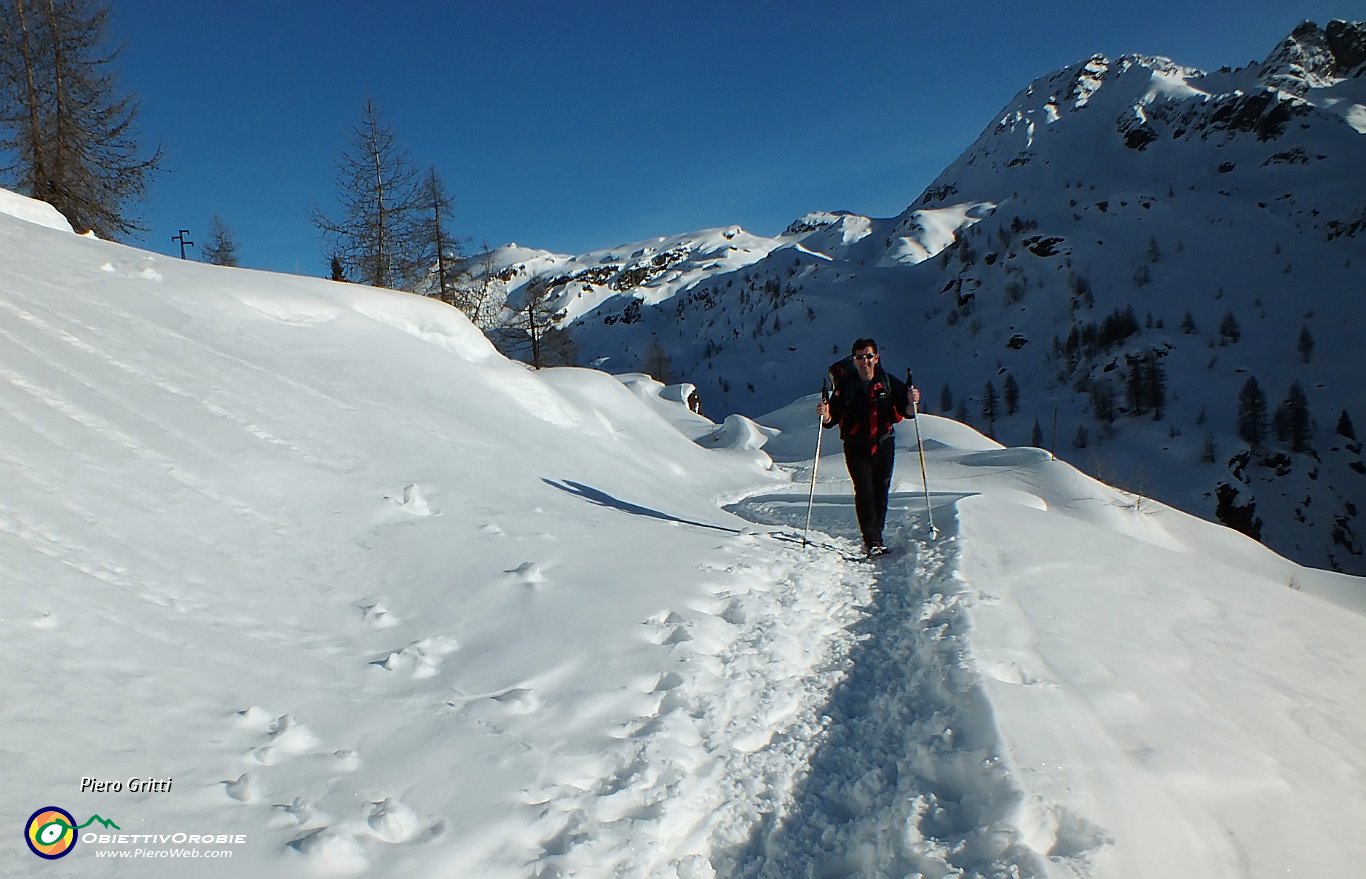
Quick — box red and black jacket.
[823,358,912,456]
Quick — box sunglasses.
[854,353,877,361]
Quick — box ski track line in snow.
[0,297,360,478]
[0,320,273,484]
[0,355,289,529]
[0,295,360,473]
[0,413,289,616]
[1,443,208,583]
[8,284,363,414]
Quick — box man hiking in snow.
[816,338,919,556]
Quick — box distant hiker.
[816,338,919,556]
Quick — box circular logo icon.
[25,806,78,859]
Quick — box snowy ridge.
[470,20,1366,576]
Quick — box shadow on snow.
[543,478,744,535]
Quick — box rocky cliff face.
[1261,19,1366,91]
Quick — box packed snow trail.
[714,493,1072,878]
[511,468,1074,879]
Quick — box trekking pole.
[908,370,938,540]
[801,380,829,549]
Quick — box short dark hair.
[851,338,878,356]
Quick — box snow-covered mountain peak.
[781,210,867,238]
[467,19,1366,575]
[1052,52,1207,112]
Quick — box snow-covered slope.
[2,188,1364,878]
[473,19,1366,575]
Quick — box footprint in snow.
[643,609,693,646]
[662,626,693,646]
[250,714,320,763]
[490,688,539,713]
[387,483,435,516]
[651,671,685,693]
[286,827,369,875]
[354,597,401,629]
[233,705,275,732]
[720,598,748,625]
[269,796,315,828]
[365,797,446,844]
[982,659,1057,688]
[268,714,320,751]
[369,636,460,678]
[331,749,363,772]
[223,771,261,803]
[506,561,547,586]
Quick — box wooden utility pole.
[172,229,194,259]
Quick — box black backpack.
[826,356,856,397]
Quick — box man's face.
[853,346,878,381]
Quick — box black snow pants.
[844,438,895,548]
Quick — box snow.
[0,186,73,233]
[3,186,1365,879]
[509,31,1366,578]
[1345,103,1366,134]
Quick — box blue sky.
[110,1,1352,275]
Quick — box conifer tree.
[643,337,675,384]
[1147,356,1167,421]
[1091,381,1115,424]
[1337,410,1357,441]
[1003,374,1019,415]
[982,380,998,436]
[939,383,953,414]
[1219,311,1242,345]
[1031,419,1044,448]
[1297,325,1314,364]
[1126,362,1147,417]
[0,0,162,237]
[1237,376,1268,447]
[415,166,464,304]
[200,214,240,267]
[313,98,425,290]
[1274,381,1312,453]
[507,278,566,368]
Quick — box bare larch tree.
[312,98,425,290]
[0,0,161,237]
